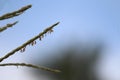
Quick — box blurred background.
[0,0,120,80]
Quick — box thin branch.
[0,22,60,62]
[0,21,18,32]
[0,63,61,73]
[0,4,32,20]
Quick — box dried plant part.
[0,63,61,73]
[0,21,18,32]
[39,36,42,41]
[0,4,32,20]
[31,41,37,46]
[0,3,61,74]
[47,29,54,34]
[0,22,60,62]
[20,47,26,53]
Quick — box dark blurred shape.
[32,42,103,80]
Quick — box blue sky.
[0,0,120,80]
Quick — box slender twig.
[0,22,60,62]
[0,4,32,20]
[0,63,61,73]
[0,21,18,32]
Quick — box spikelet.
[20,47,26,53]
[39,36,42,41]
[48,29,54,34]
[31,41,36,46]
[0,22,59,62]
[0,4,32,20]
